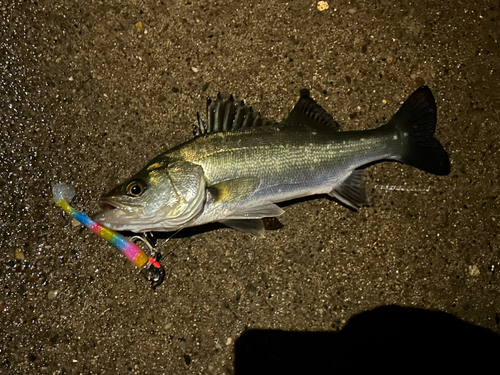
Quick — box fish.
[93,86,450,237]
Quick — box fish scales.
[173,127,389,196]
[93,87,450,236]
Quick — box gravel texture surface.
[1,1,499,373]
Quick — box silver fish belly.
[94,87,450,236]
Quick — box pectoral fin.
[208,177,261,203]
[329,169,367,210]
[226,203,285,219]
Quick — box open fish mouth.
[98,197,132,211]
[92,198,163,231]
[91,207,173,232]
[97,197,146,212]
[99,201,117,211]
[92,198,140,227]
[91,207,128,226]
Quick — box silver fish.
[93,87,450,237]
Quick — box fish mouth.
[92,198,141,229]
[93,197,165,232]
[92,206,166,232]
[98,197,130,211]
[99,202,117,211]
[92,207,126,227]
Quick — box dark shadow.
[234,305,500,374]
[277,193,358,212]
[119,222,227,241]
[120,218,286,241]
[118,194,360,242]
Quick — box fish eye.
[126,180,146,197]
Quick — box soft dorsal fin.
[193,94,276,136]
[283,89,340,130]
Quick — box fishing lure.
[53,183,165,289]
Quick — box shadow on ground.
[235,305,500,374]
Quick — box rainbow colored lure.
[53,183,165,288]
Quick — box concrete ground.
[1,1,500,374]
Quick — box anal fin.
[328,169,367,210]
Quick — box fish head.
[93,159,207,232]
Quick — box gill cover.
[146,160,207,228]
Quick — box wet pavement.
[1,1,500,373]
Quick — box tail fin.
[384,86,450,175]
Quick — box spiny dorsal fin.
[283,89,340,130]
[193,93,276,137]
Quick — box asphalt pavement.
[1,1,499,373]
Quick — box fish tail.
[382,86,450,175]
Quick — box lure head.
[93,158,206,232]
[142,252,166,290]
